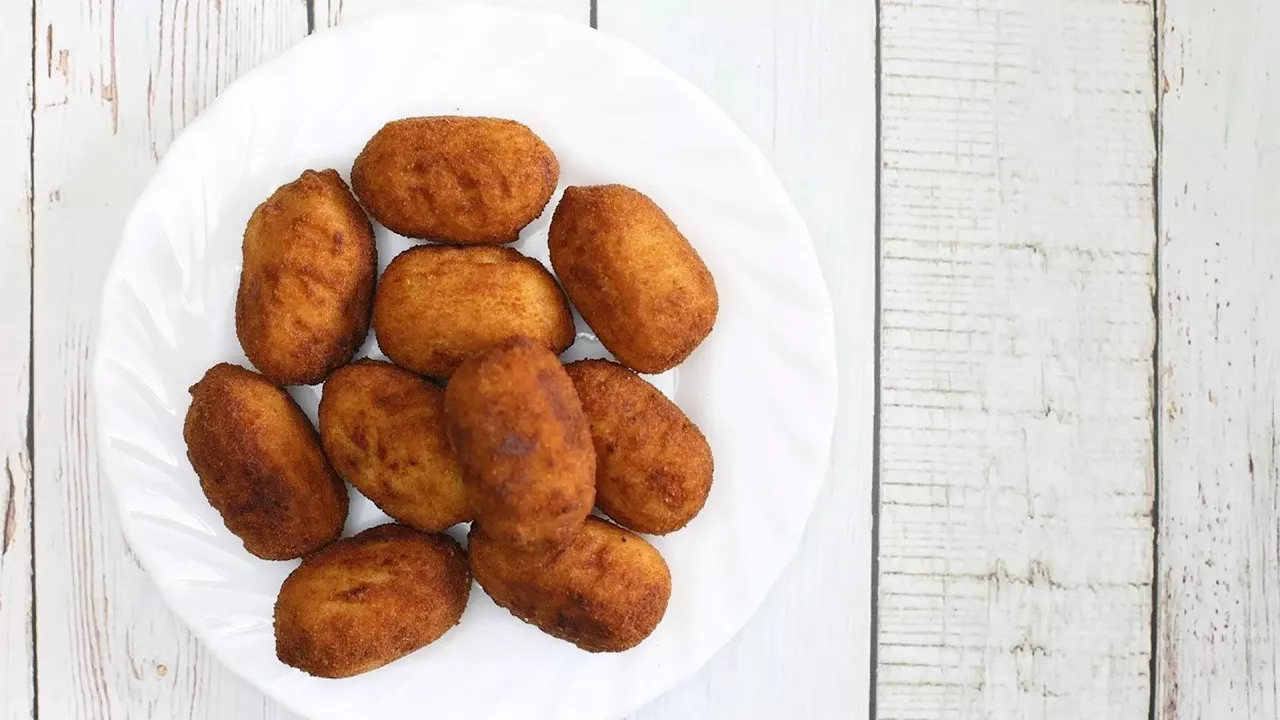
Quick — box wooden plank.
[31,3,309,718]
[877,1,1157,718]
[1157,2,1280,718]
[0,2,35,720]
[320,0,589,27]
[595,2,875,718]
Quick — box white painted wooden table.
[0,0,1273,718]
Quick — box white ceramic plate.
[93,6,837,720]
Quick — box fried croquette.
[236,169,377,386]
[183,363,347,560]
[351,116,559,244]
[469,517,671,652]
[372,245,574,378]
[565,359,713,534]
[274,524,471,678]
[444,338,595,555]
[549,184,718,374]
[318,360,471,533]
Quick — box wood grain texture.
[0,2,35,720]
[877,1,1157,718]
[596,1,876,718]
[31,2,308,718]
[1157,2,1280,717]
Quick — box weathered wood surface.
[1157,1,1280,717]
[876,1,1157,718]
[0,2,36,719]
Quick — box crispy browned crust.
[318,360,471,533]
[469,517,671,652]
[235,169,377,386]
[443,338,595,554]
[372,245,575,378]
[565,359,713,534]
[183,363,348,560]
[274,524,471,678]
[351,116,559,244]
[548,184,718,374]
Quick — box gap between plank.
[589,0,597,29]
[868,0,883,717]
[1148,0,1163,718]
[306,0,316,34]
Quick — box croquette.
[469,517,671,652]
[372,245,574,378]
[236,169,377,386]
[319,360,471,533]
[351,116,559,244]
[549,184,717,374]
[275,524,471,678]
[566,359,713,534]
[183,363,347,560]
[444,338,595,555]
